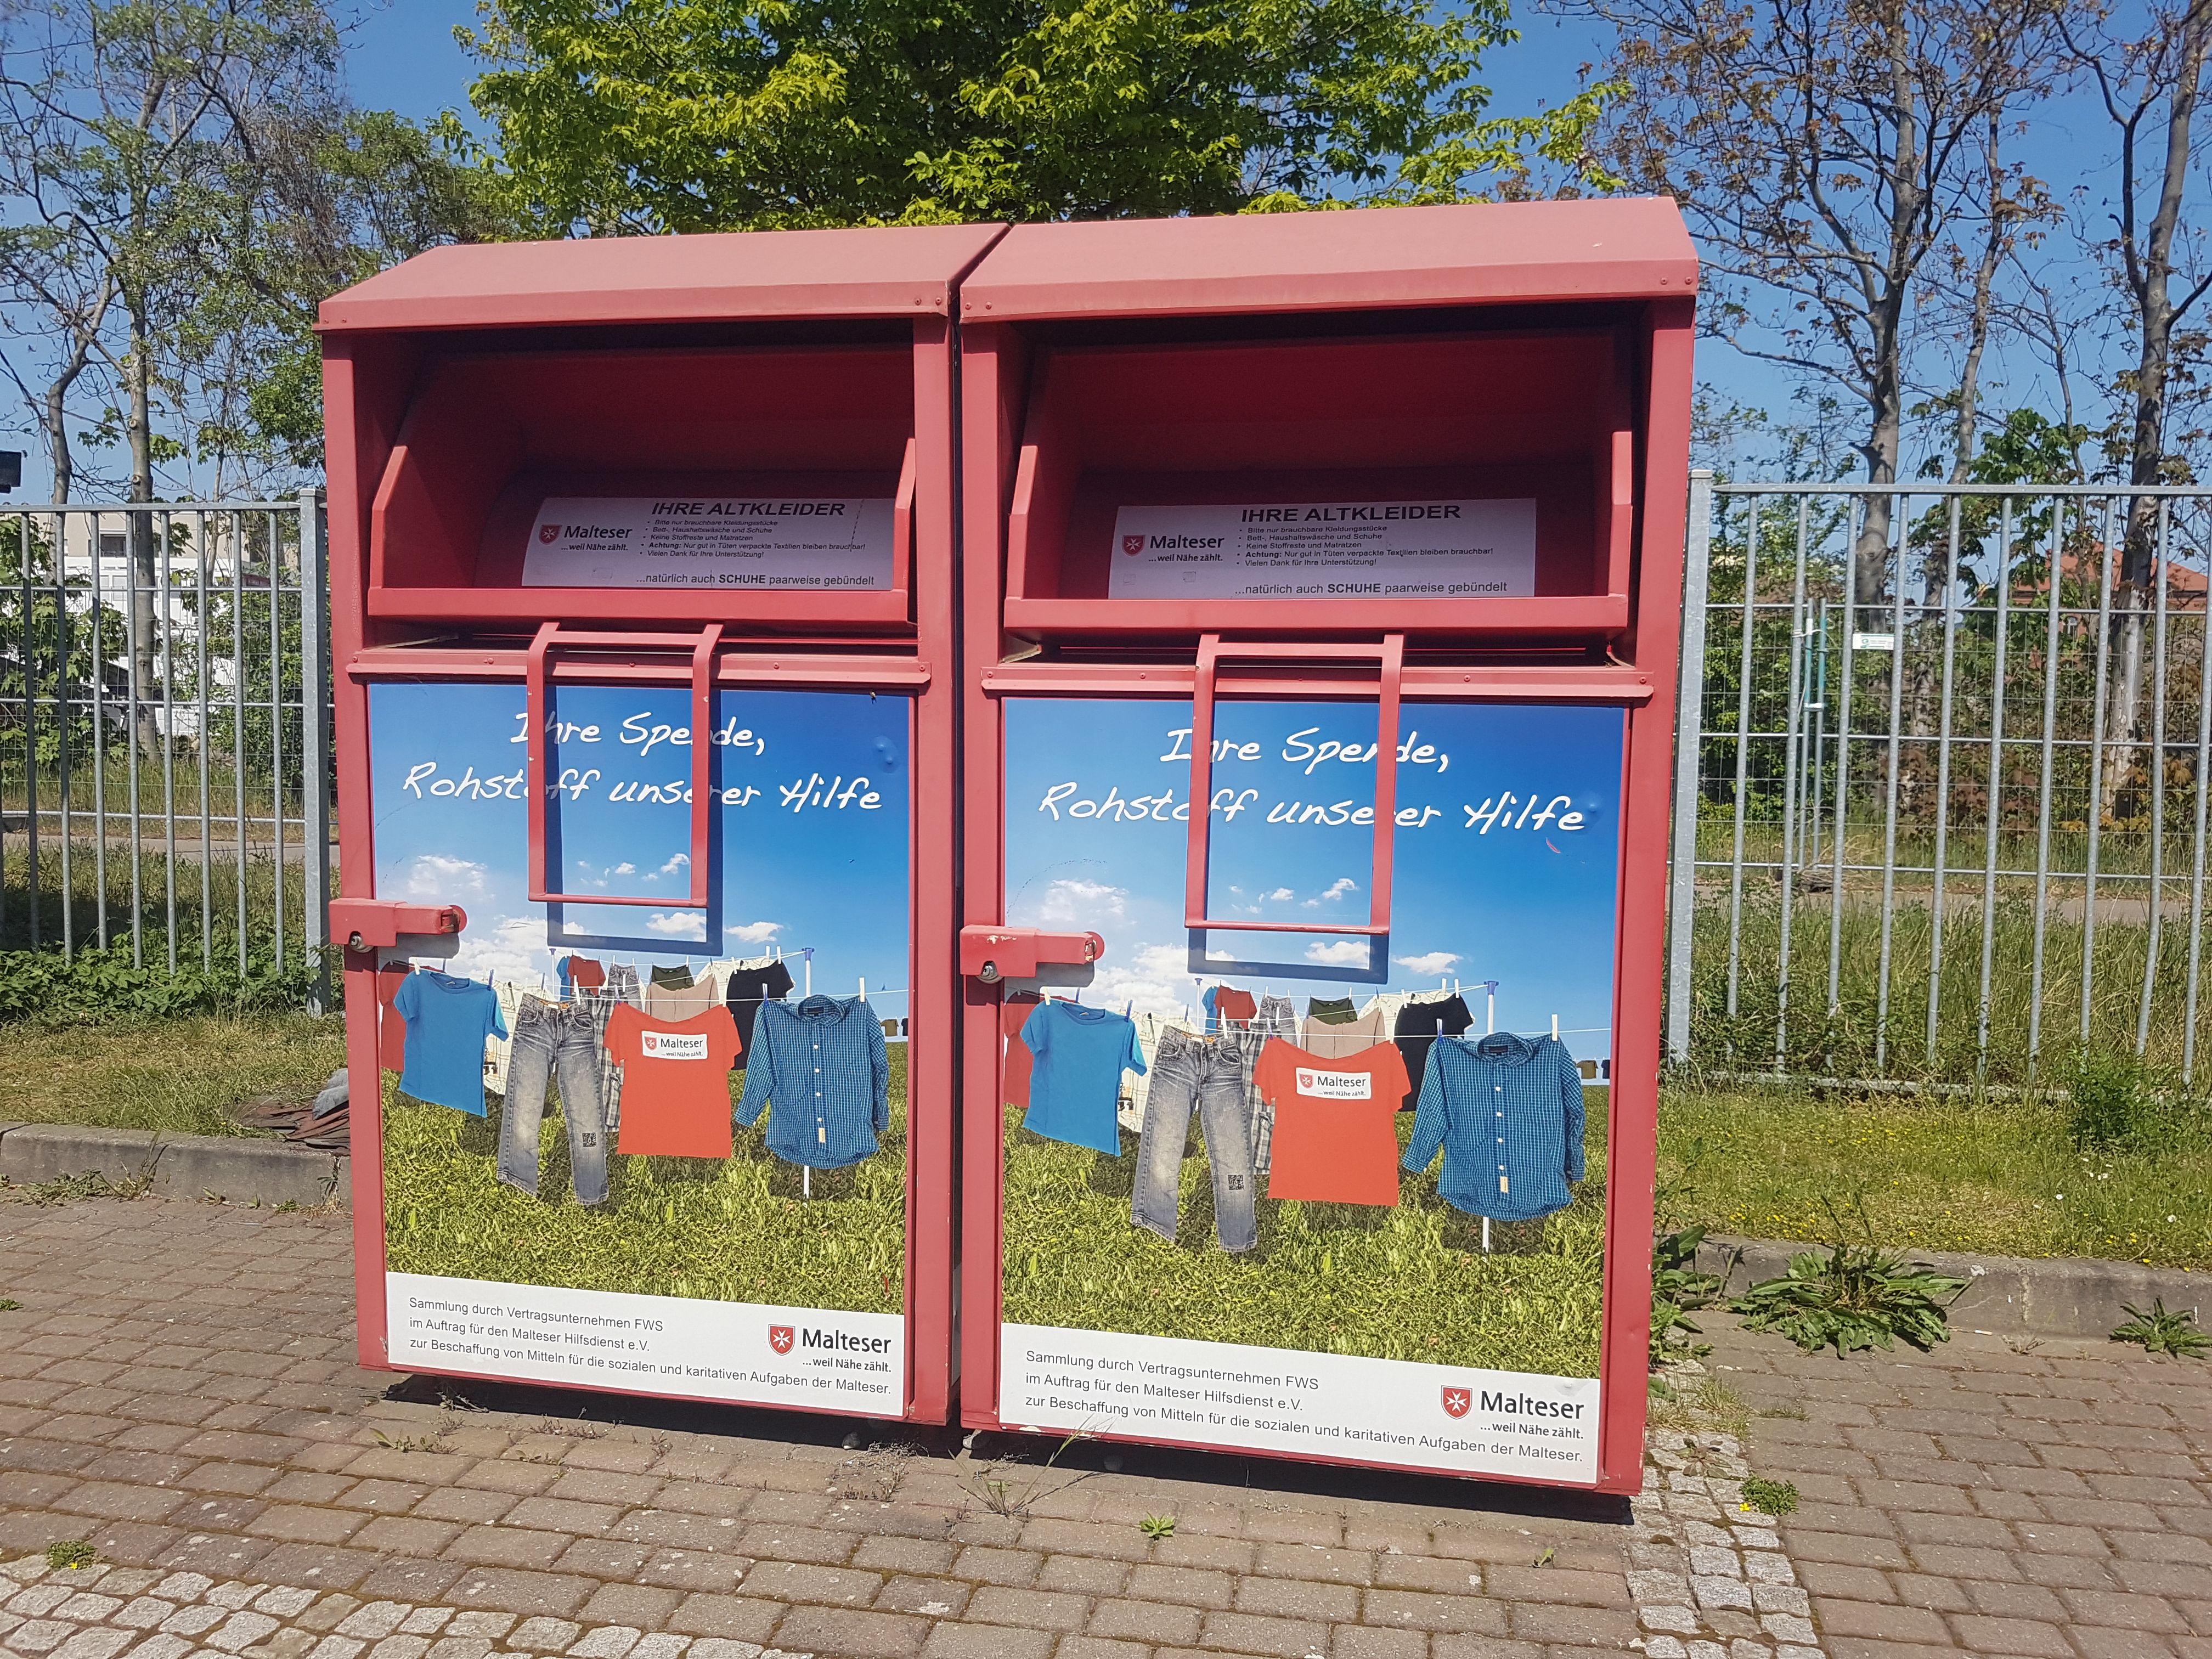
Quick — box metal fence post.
[1665,469,1714,1065]
[300,488,333,1013]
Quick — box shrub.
[0,946,318,1026]
[2109,1299,2211,1359]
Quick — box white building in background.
[25,509,287,746]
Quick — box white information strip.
[1107,500,1537,600]
[522,495,895,590]
[1000,1324,1598,1482]
[387,1273,904,1417]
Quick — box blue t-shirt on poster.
[393,970,506,1114]
[1020,1000,1145,1155]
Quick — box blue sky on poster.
[368,682,911,1007]
[1002,698,1624,1059]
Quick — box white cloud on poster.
[402,854,487,899]
[1266,887,1295,902]
[1086,941,1205,1018]
[657,853,690,877]
[1035,878,1128,927]
[645,911,708,939]
[1395,950,1461,975]
[611,861,636,876]
[725,920,784,943]
[1303,877,1358,909]
[448,915,551,985]
[1305,939,1372,967]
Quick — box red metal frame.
[323,223,1002,1427]
[957,204,1697,1496]
[1183,634,1402,935]
[524,622,721,909]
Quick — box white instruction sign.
[522,495,895,590]
[1000,1323,1598,1481]
[1107,499,1537,600]
[387,1272,905,1415]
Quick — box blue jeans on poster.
[499,996,610,1206]
[1132,1029,1257,1252]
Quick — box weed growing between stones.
[2109,1297,2212,1358]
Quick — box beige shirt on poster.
[642,977,716,1022]
[1301,1005,1389,1058]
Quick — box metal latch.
[330,899,468,953]
[960,926,1105,984]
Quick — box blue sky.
[369,682,911,1008]
[1002,698,1623,1058]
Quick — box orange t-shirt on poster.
[603,1004,742,1158]
[1253,1039,1413,1206]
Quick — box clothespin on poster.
[858,977,868,1003]
[1551,1013,1560,1040]
[800,946,815,998]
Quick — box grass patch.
[0,1012,342,1136]
[1001,1101,1608,1377]
[1661,1084,2212,1269]
[382,1048,907,1313]
[1740,1475,1799,1516]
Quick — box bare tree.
[0,0,340,755]
[1575,0,2073,603]
[2064,0,2212,823]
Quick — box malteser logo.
[1122,534,1146,556]
[769,1325,795,1355]
[1296,1067,1372,1101]
[539,523,562,544]
[641,1030,709,1061]
[1441,1386,1471,1419]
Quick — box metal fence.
[1665,473,2212,1088]
[8,476,2207,1088]
[0,495,331,977]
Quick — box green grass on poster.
[381,1047,906,1314]
[999,1099,1609,1379]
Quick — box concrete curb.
[1699,1233,2208,1340]
[0,1121,347,1209]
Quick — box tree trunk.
[125,308,161,766]
[2102,1,2210,826]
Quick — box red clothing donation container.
[321,224,1003,1424]
[955,202,1695,1493]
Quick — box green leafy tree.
[453,0,1621,233]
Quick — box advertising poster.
[368,682,912,1415]
[997,698,1620,1480]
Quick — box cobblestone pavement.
[0,1199,1649,1659]
[1699,1313,2212,1659]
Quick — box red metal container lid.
[960,199,1697,323]
[319,222,1009,332]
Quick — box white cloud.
[611,861,637,876]
[1087,941,1206,1018]
[725,920,784,943]
[1395,950,1462,975]
[657,853,690,877]
[1300,877,1358,909]
[645,911,708,940]
[448,915,552,985]
[403,854,488,899]
[1305,940,1373,967]
[1032,878,1128,927]
[1266,887,1295,902]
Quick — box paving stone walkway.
[0,1199,1645,1659]
[1698,1312,2212,1659]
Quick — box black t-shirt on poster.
[725,961,797,1060]
[1394,995,1474,1110]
